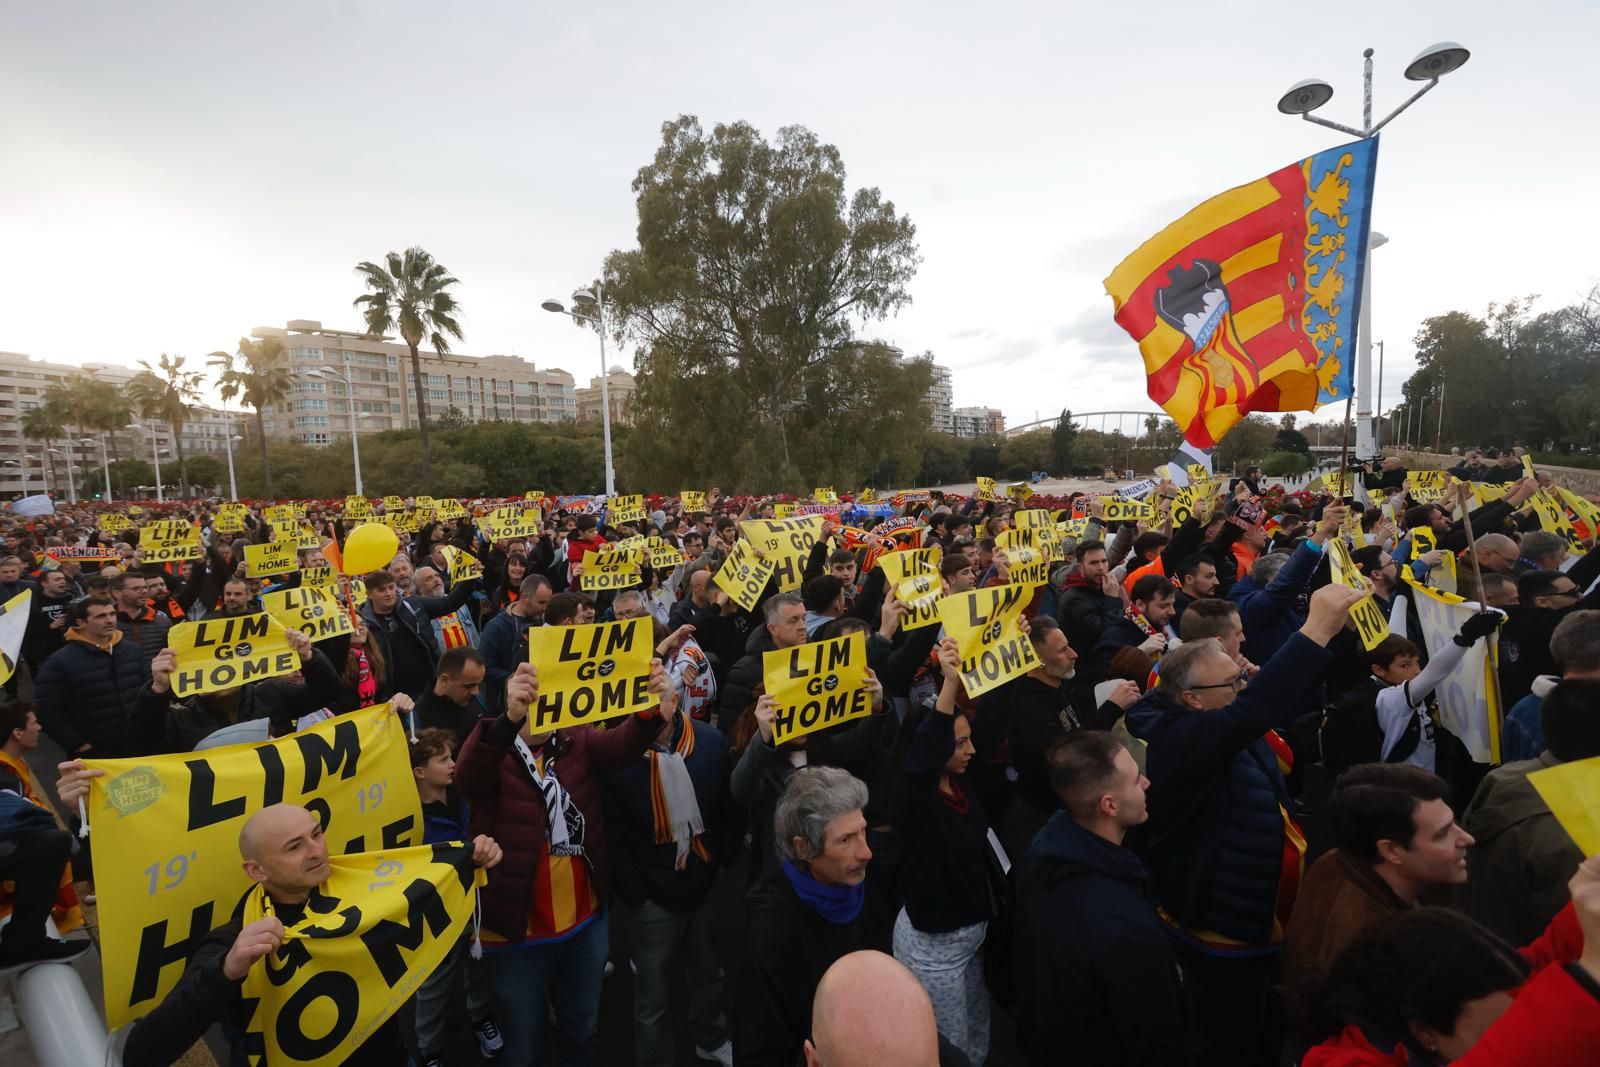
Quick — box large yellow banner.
[83,704,421,1029]
[938,585,1040,697]
[527,617,659,732]
[763,632,872,745]
[239,843,484,1067]
[167,612,298,697]
[1530,755,1600,855]
[261,586,355,643]
[740,516,825,592]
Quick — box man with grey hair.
[610,588,648,619]
[1125,582,1365,1066]
[1515,530,1569,576]
[717,590,808,733]
[1227,502,1345,664]
[736,766,872,1066]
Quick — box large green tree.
[129,354,204,498]
[82,380,133,499]
[353,247,464,492]
[210,335,294,497]
[20,400,67,493]
[595,116,922,490]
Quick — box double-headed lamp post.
[542,286,616,498]
[1276,42,1469,460]
[85,436,111,502]
[223,430,243,501]
[307,365,366,496]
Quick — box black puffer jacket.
[33,629,152,755]
[124,648,346,754]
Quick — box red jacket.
[456,711,653,945]
[1304,903,1598,1066]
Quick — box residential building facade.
[575,367,635,426]
[952,405,1006,439]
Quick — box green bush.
[1262,450,1315,476]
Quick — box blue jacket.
[477,610,535,716]
[1126,632,1331,949]
[604,718,729,914]
[1014,813,1188,1066]
[1228,539,1324,665]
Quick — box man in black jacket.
[413,646,489,749]
[122,803,502,1067]
[1014,731,1186,1066]
[716,591,808,734]
[33,595,150,757]
[22,568,75,672]
[110,570,171,669]
[359,568,482,699]
[1057,539,1124,655]
[1089,574,1175,681]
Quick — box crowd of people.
[1,460,1599,1067]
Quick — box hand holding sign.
[223,917,286,982]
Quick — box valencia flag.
[1105,138,1378,448]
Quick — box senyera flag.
[1105,138,1378,448]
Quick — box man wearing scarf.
[605,682,734,1067]
[736,766,874,1067]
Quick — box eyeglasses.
[1546,588,1581,601]
[1189,673,1249,693]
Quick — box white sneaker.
[695,1040,733,1067]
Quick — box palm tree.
[20,400,67,494]
[129,354,204,498]
[353,247,464,489]
[1280,413,1298,432]
[210,335,293,497]
[82,380,133,500]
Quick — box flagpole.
[1336,391,1355,499]
[1456,480,1504,754]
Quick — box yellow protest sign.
[1522,453,1537,480]
[299,565,338,589]
[167,612,297,696]
[1327,536,1389,651]
[262,503,303,524]
[1012,508,1053,530]
[246,539,299,577]
[879,549,942,631]
[1410,470,1450,502]
[527,617,658,731]
[610,494,648,524]
[140,519,192,541]
[349,576,368,608]
[764,631,872,745]
[645,536,686,569]
[98,513,135,533]
[240,843,483,1067]
[140,529,202,564]
[996,528,1049,586]
[440,545,484,585]
[126,504,145,516]
[1101,497,1158,523]
[741,515,825,592]
[382,495,406,511]
[212,511,245,535]
[273,520,322,550]
[1057,518,1088,541]
[1186,463,1209,483]
[344,495,373,520]
[938,584,1040,698]
[812,487,839,504]
[380,511,419,534]
[482,506,540,541]
[435,498,468,521]
[857,488,878,504]
[84,704,421,1028]
[773,502,797,519]
[1410,525,1438,561]
[1529,755,1600,855]
[713,539,775,612]
[524,490,546,502]
[976,477,997,502]
[261,585,355,643]
[580,547,642,591]
[1005,481,1034,502]
[680,490,706,513]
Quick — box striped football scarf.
[648,721,708,870]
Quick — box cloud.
[950,326,996,341]
[1051,304,1140,365]
[945,333,1043,370]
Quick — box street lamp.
[1276,42,1467,460]
[148,425,169,503]
[308,363,368,497]
[542,285,616,496]
[84,436,112,503]
[223,432,243,501]
[48,447,78,504]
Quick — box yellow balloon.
[342,522,400,575]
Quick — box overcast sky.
[3,1,1595,434]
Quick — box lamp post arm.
[1300,113,1368,138]
[1368,79,1437,135]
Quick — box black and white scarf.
[513,736,587,857]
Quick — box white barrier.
[11,962,119,1067]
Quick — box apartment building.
[576,368,636,426]
[952,405,1006,439]
[253,320,577,445]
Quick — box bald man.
[1472,533,1519,574]
[804,951,942,1067]
[123,804,501,1067]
